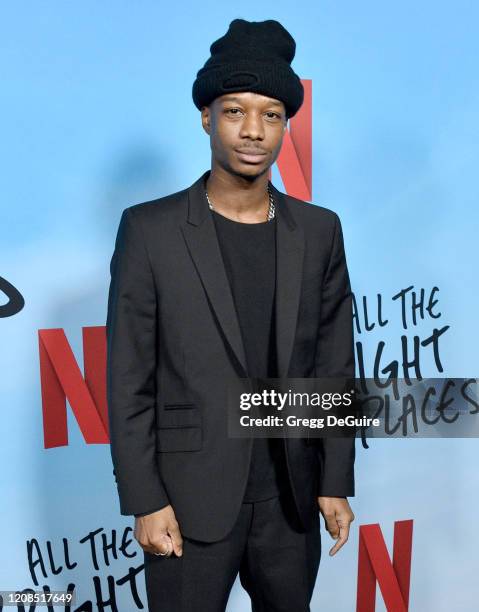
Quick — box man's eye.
[266,112,280,119]
[225,108,242,115]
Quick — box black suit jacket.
[106,169,355,542]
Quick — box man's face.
[201,91,287,179]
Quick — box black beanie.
[192,19,304,119]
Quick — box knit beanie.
[192,19,304,119]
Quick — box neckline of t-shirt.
[211,209,276,227]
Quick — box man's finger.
[150,533,174,557]
[324,514,340,539]
[160,537,174,558]
[168,521,184,557]
[329,522,351,556]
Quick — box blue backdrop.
[1,2,478,610]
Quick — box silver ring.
[153,550,168,556]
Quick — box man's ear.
[201,107,211,135]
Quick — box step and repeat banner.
[1,2,478,611]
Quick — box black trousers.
[143,491,321,612]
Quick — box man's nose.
[239,113,265,139]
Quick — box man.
[107,18,355,612]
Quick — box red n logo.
[38,327,108,448]
[357,520,414,611]
[271,78,312,201]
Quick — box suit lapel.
[181,171,249,375]
[181,170,305,380]
[270,182,305,378]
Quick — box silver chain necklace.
[205,186,275,222]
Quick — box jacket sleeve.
[106,206,170,515]
[315,212,356,497]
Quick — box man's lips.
[235,148,268,164]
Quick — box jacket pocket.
[156,406,202,452]
[164,402,196,410]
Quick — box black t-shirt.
[212,208,289,502]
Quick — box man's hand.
[134,505,183,557]
[317,496,354,557]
